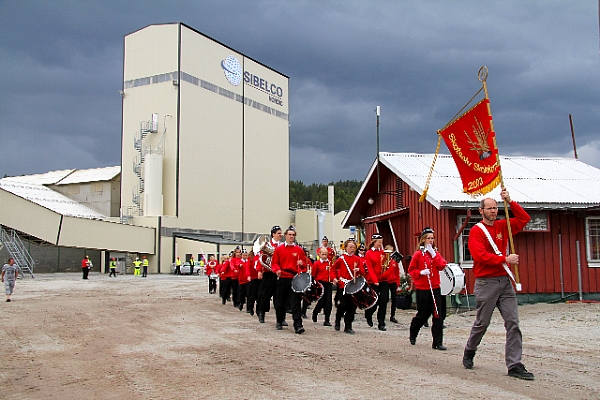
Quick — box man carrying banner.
[421,67,534,380]
[462,188,533,380]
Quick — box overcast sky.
[1,1,599,184]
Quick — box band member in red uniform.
[300,246,314,318]
[364,233,385,330]
[219,255,231,304]
[237,249,250,311]
[271,226,308,334]
[256,226,283,323]
[319,236,336,262]
[383,244,401,324]
[229,247,242,308]
[334,239,366,334]
[205,255,218,294]
[245,250,260,316]
[408,227,448,350]
[311,247,334,326]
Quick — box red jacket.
[247,255,260,280]
[468,201,530,279]
[229,257,242,280]
[382,259,400,285]
[271,243,308,279]
[205,260,217,276]
[334,254,366,289]
[364,248,382,284]
[408,250,447,290]
[238,258,250,283]
[219,260,232,278]
[312,259,333,282]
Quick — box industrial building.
[0,23,348,275]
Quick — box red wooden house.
[342,153,600,302]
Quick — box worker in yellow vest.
[142,256,149,277]
[175,256,182,275]
[133,257,142,276]
[189,255,195,275]
[109,258,117,277]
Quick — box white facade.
[121,23,291,271]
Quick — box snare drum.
[291,272,324,303]
[344,276,378,310]
[439,263,465,295]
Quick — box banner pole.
[478,67,521,288]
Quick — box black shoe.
[433,344,447,351]
[312,312,318,323]
[366,317,373,327]
[423,321,429,327]
[390,317,398,323]
[238,305,244,311]
[6,299,10,302]
[463,349,476,369]
[258,313,265,323]
[334,322,340,331]
[344,328,355,335]
[222,301,226,305]
[276,323,283,330]
[378,325,387,331]
[410,338,416,345]
[248,310,254,316]
[323,321,332,327]
[508,363,535,381]
[281,320,288,327]
[295,327,305,334]
[301,313,308,319]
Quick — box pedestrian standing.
[82,255,91,280]
[109,258,117,277]
[2,258,18,302]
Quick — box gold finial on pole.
[478,66,489,83]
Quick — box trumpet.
[381,249,393,273]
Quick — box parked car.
[172,262,202,275]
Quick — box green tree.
[289,180,363,211]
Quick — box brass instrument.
[252,235,274,272]
[381,249,393,273]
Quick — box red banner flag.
[438,99,500,195]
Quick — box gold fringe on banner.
[419,132,443,203]
[467,173,501,197]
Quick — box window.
[457,215,482,267]
[586,217,600,264]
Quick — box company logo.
[244,71,284,106]
[221,55,242,86]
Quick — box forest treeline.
[289,180,363,212]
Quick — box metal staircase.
[131,118,158,216]
[0,226,35,278]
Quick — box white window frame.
[456,215,483,268]
[585,216,600,267]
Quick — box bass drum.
[291,272,324,303]
[439,263,466,295]
[344,276,378,310]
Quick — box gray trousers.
[465,276,522,369]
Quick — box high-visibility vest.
[176,259,181,266]
[110,261,117,269]
[142,259,149,267]
[133,260,142,268]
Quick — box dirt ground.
[0,273,598,400]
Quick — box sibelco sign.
[220,55,284,107]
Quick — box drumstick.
[427,273,439,319]
[422,250,439,319]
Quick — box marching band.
[199,227,452,345]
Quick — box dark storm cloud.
[1,1,598,183]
